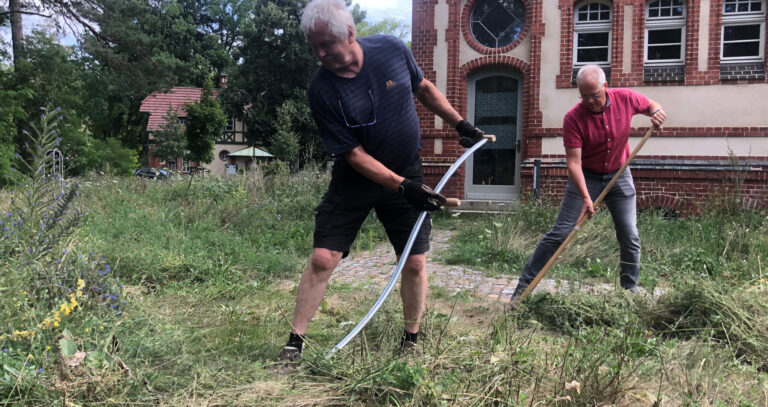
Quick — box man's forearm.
[414,78,462,127]
[343,146,403,190]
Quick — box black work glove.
[456,120,484,148]
[398,179,445,211]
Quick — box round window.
[219,150,230,161]
[470,0,526,49]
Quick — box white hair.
[300,0,356,41]
[576,65,606,87]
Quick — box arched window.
[721,0,765,62]
[645,0,686,64]
[574,1,612,66]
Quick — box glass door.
[466,71,522,200]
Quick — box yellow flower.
[53,321,59,327]
[85,328,90,333]
[99,326,104,330]
[46,346,51,351]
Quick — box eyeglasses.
[338,89,376,128]
[580,83,605,101]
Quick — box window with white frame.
[225,117,235,132]
[182,159,189,173]
[721,0,765,62]
[646,0,686,64]
[574,1,613,66]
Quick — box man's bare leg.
[291,248,344,335]
[399,253,428,334]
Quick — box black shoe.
[508,283,529,311]
[267,346,302,374]
[399,340,423,357]
[510,283,528,302]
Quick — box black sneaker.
[507,283,529,311]
[510,283,528,302]
[267,346,302,374]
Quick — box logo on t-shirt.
[385,80,397,90]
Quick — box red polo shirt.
[563,88,650,173]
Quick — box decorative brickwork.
[643,65,685,82]
[720,62,766,81]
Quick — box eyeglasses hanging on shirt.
[335,74,376,128]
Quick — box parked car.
[133,168,170,179]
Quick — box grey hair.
[300,0,356,41]
[576,65,606,87]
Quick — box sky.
[353,0,412,26]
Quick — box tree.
[0,67,30,186]
[356,18,411,45]
[2,0,111,66]
[152,107,187,165]
[185,76,225,165]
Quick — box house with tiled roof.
[139,75,274,175]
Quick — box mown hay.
[522,281,768,370]
[650,281,768,369]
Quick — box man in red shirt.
[510,64,666,301]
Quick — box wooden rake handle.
[510,125,658,308]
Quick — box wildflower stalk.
[0,106,82,263]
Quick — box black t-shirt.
[308,35,424,175]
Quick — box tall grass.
[76,165,387,288]
[2,159,767,405]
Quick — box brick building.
[411,0,768,214]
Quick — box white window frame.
[721,0,765,62]
[182,159,189,173]
[573,1,613,67]
[645,0,686,64]
[225,117,235,132]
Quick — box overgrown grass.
[75,166,387,288]
[2,161,768,405]
[439,200,768,289]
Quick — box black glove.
[456,120,484,148]
[398,179,445,211]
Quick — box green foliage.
[97,137,140,176]
[0,67,29,187]
[152,106,187,164]
[222,0,324,167]
[185,76,226,164]
[356,18,412,45]
[269,98,307,163]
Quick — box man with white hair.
[276,0,485,365]
[509,64,667,302]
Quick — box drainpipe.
[533,159,541,202]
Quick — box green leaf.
[59,337,77,357]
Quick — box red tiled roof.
[139,87,221,131]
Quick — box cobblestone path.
[330,229,626,304]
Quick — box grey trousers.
[518,168,640,290]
